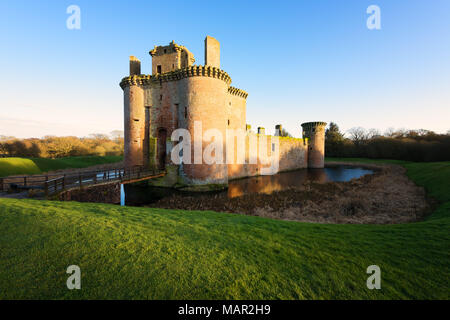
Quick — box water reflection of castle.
[228,169,329,198]
[227,166,373,198]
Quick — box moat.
[118,162,430,224]
[121,165,374,206]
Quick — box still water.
[120,165,373,206]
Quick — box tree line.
[0,131,124,158]
[2,125,448,162]
[326,123,450,162]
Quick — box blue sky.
[0,0,449,138]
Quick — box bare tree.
[348,127,368,145]
[384,128,408,138]
[393,128,408,138]
[384,127,396,137]
[367,128,381,139]
[417,129,432,136]
[89,133,110,140]
[110,130,124,140]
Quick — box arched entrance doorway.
[157,128,167,170]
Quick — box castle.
[120,36,326,188]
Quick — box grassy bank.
[0,160,448,299]
[0,156,123,177]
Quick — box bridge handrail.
[1,165,163,195]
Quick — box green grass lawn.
[0,159,448,299]
[0,156,123,177]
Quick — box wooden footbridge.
[0,165,165,197]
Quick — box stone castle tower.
[301,122,327,168]
[120,36,326,187]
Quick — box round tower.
[180,66,230,185]
[122,78,145,168]
[301,121,327,168]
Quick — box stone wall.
[58,183,121,204]
[278,137,308,172]
[227,133,308,181]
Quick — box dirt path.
[146,163,432,224]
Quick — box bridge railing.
[0,165,164,196]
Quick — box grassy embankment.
[0,156,123,177]
[0,159,448,299]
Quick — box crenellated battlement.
[228,86,248,99]
[120,65,232,89]
[301,121,327,130]
[120,74,150,88]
